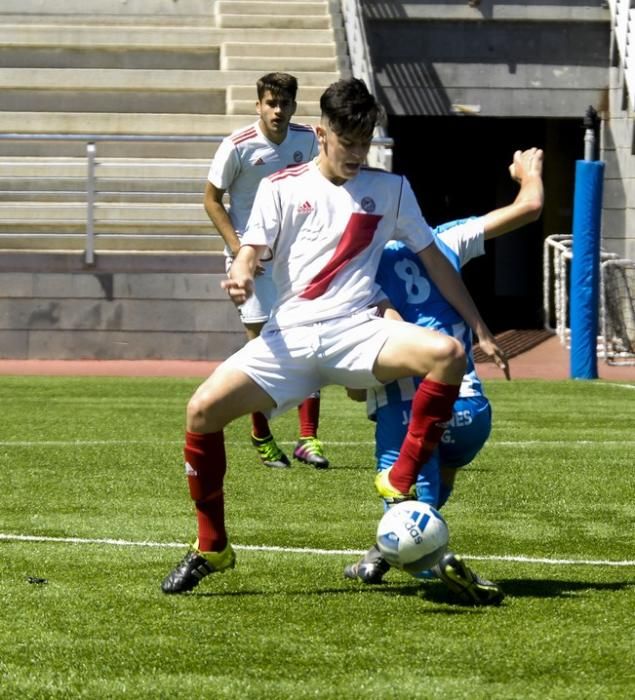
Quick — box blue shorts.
[438,395,492,469]
[374,394,492,505]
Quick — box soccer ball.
[376,501,449,575]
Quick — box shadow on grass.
[495,578,634,598]
[192,581,488,611]
[188,577,633,609]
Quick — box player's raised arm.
[417,243,510,379]
[482,147,544,240]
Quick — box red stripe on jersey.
[300,213,383,300]
[231,127,258,145]
[269,163,310,182]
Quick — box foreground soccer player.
[162,78,507,594]
[205,72,327,469]
[344,148,544,604]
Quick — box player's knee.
[436,335,466,378]
[186,392,220,432]
[186,394,207,424]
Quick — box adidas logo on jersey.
[297,201,313,214]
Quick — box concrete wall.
[0,255,244,360]
[602,63,635,260]
[361,0,610,118]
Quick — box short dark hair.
[256,72,298,101]
[319,78,384,139]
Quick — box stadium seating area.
[0,0,346,254]
[0,0,348,359]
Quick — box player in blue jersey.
[344,147,544,604]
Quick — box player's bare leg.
[162,366,275,593]
[373,324,465,502]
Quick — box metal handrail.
[0,132,395,264]
[340,0,393,171]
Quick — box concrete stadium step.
[0,234,223,253]
[0,157,210,179]
[221,56,338,72]
[216,0,329,15]
[0,0,217,19]
[220,44,337,72]
[0,141,219,159]
[0,68,329,114]
[0,185,205,204]
[222,42,336,58]
[217,14,331,29]
[0,26,344,70]
[0,68,336,92]
[1,92,225,116]
[0,46,219,72]
[0,202,211,227]
[0,112,322,136]
[0,156,214,205]
[0,24,342,48]
[0,68,227,114]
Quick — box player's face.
[316,123,372,184]
[256,90,297,144]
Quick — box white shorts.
[222,309,404,418]
[225,256,276,325]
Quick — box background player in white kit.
[162,78,507,594]
[205,72,329,469]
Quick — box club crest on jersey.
[293,150,303,163]
[254,157,265,166]
[361,196,376,213]
[297,200,314,214]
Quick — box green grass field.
[1,375,634,699]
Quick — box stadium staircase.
[0,0,348,360]
[0,0,345,255]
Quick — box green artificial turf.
[0,376,633,699]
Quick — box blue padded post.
[569,159,605,379]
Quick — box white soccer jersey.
[241,160,435,329]
[437,217,485,266]
[207,120,319,239]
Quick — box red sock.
[184,430,228,552]
[251,412,270,439]
[297,392,320,437]
[388,379,460,493]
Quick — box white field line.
[599,382,635,390]
[0,532,633,567]
[1,439,635,448]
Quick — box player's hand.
[478,336,511,380]
[509,147,543,183]
[221,277,253,305]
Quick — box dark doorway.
[387,115,582,332]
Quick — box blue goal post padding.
[570,159,605,379]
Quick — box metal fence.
[0,132,395,264]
